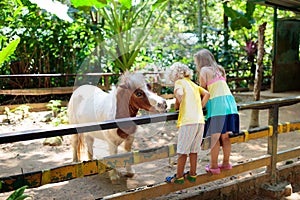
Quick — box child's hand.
[202,107,207,115]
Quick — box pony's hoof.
[111,179,120,185]
[110,174,120,184]
[124,172,135,178]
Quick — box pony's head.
[116,71,167,118]
[115,71,167,138]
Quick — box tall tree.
[249,22,267,129]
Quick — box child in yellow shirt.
[166,62,210,184]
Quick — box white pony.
[67,71,167,183]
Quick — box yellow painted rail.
[103,146,300,200]
[0,121,299,193]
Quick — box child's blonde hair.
[194,49,225,77]
[168,62,193,83]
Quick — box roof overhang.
[250,0,300,13]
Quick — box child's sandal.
[205,165,220,175]
[183,171,197,183]
[165,174,184,184]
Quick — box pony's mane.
[118,71,146,90]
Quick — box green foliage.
[46,100,68,126]
[51,107,68,126]
[12,105,30,119]
[0,37,20,65]
[0,0,97,88]
[3,105,31,123]
[70,0,170,72]
[6,185,31,200]
[224,2,256,31]
[0,0,297,95]
[47,100,62,117]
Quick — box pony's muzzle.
[157,101,167,112]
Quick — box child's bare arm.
[200,88,210,108]
[174,88,183,110]
[174,97,180,110]
[200,69,208,89]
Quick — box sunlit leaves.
[223,3,254,31]
[70,0,107,9]
[0,37,20,66]
[119,0,132,9]
[152,0,168,11]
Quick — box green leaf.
[13,0,23,6]
[224,5,252,31]
[246,1,256,19]
[152,0,168,11]
[7,185,28,200]
[70,0,107,9]
[119,0,132,9]
[0,37,20,65]
[13,6,24,18]
[224,5,243,19]
[14,195,31,200]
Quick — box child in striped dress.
[194,49,240,175]
[165,62,210,184]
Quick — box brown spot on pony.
[67,71,167,183]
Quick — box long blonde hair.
[194,49,225,77]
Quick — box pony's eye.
[135,91,143,97]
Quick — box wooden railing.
[0,69,271,97]
[0,96,299,199]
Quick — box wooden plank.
[0,101,68,114]
[0,73,118,78]
[0,160,109,193]
[238,96,300,110]
[102,155,271,200]
[0,87,75,95]
[0,146,175,192]
[277,146,300,162]
[230,135,244,144]
[0,85,109,96]
[0,116,299,193]
[160,94,174,99]
[101,145,176,168]
[0,120,299,193]
[249,129,270,140]
[290,121,300,132]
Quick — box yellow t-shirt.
[175,78,205,127]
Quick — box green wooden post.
[267,105,279,184]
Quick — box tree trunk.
[197,0,203,42]
[249,22,267,129]
[223,2,229,51]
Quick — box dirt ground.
[0,94,300,200]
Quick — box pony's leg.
[85,134,94,160]
[124,135,135,177]
[108,143,120,183]
[71,134,79,162]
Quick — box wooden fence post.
[267,105,279,184]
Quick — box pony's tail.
[71,133,85,162]
[77,134,85,161]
